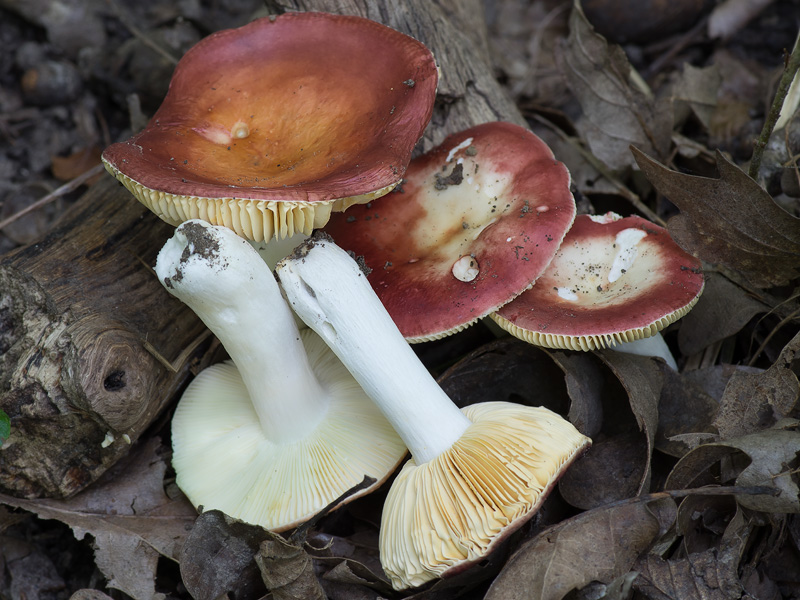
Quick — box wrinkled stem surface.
[155,220,327,443]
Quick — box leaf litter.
[2,0,800,599]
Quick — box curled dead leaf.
[485,497,676,600]
[632,147,800,288]
[0,438,196,600]
[179,510,267,600]
[556,1,672,170]
[657,364,720,457]
[677,273,769,356]
[714,331,800,439]
[256,534,326,600]
[666,428,800,513]
[597,351,663,494]
[559,433,648,509]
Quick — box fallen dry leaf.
[558,433,648,509]
[69,590,115,600]
[684,364,763,403]
[656,364,720,457]
[1,535,65,600]
[597,350,663,494]
[634,501,751,599]
[50,146,103,182]
[672,63,722,131]
[666,427,800,513]
[484,497,676,600]
[0,438,196,600]
[713,331,800,438]
[556,0,672,170]
[547,350,605,438]
[438,338,572,414]
[256,533,326,600]
[677,273,769,356]
[632,147,800,288]
[634,548,744,599]
[179,510,267,600]
[675,494,740,553]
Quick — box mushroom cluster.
[101,10,438,531]
[101,8,704,594]
[323,129,705,368]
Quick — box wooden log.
[0,175,210,498]
[268,0,526,138]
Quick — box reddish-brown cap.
[323,121,576,342]
[491,213,705,350]
[102,12,438,242]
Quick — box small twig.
[596,485,780,514]
[642,16,709,81]
[0,164,105,231]
[529,114,665,226]
[105,0,179,65]
[747,302,800,367]
[748,34,800,180]
[142,329,214,373]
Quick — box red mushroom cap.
[102,12,438,241]
[491,213,705,350]
[323,121,576,342]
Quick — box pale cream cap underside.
[103,162,398,243]
[379,401,591,589]
[171,330,408,532]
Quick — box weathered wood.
[268,0,526,141]
[0,175,209,498]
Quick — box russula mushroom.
[103,12,438,242]
[322,121,576,342]
[491,213,705,368]
[156,220,407,531]
[276,234,591,589]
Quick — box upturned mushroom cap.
[102,12,438,242]
[171,336,407,531]
[491,213,705,351]
[380,401,591,589]
[322,121,576,342]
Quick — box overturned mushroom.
[103,12,438,242]
[323,121,576,342]
[276,235,590,588]
[156,220,407,531]
[491,213,705,367]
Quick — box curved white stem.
[276,237,471,465]
[614,333,677,370]
[155,220,328,443]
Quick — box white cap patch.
[608,228,647,283]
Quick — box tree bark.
[0,175,211,498]
[266,0,526,142]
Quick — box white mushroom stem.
[276,237,472,465]
[614,333,678,370]
[155,220,328,444]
